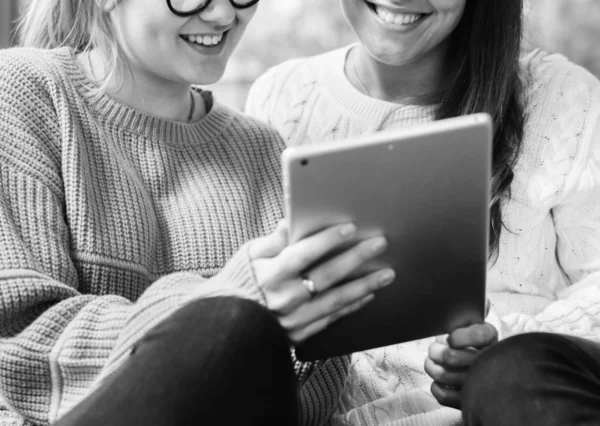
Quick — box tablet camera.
[300,159,309,166]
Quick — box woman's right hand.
[249,221,395,343]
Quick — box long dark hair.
[438,0,526,262]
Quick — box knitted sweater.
[246,45,600,426]
[0,47,349,426]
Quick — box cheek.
[432,0,466,26]
[115,10,178,57]
[431,0,466,9]
[339,0,362,30]
[230,10,255,44]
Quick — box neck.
[80,49,204,122]
[348,44,448,105]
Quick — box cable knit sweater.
[246,45,600,426]
[0,47,350,426]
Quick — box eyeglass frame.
[166,0,260,17]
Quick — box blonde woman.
[0,0,397,424]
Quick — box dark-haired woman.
[246,0,600,424]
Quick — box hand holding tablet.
[282,113,492,360]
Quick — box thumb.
[249,220,288,259]
[436,334,449,344]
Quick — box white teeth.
[182,33,224,46]
[374,5,424,25]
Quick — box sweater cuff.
[485,304,513,342]
[193,240,267,306]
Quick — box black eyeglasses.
[167,0,260,17]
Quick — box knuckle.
[267,292,293,315]
[289,329,303,344]
[443,349,459,366]
[358,240,376,261]
[424,359,433,376]
[438,392,452,405]
[431,383,446,402]
[278,313,302,331]
[316,269,335,289]
[288,252,310,272]
[438,370,452,383]
[424,358,439,378]
[473,326,488,344]
[351,275,376,296]
[367,272,384,291]
[427,344,437,360]
[433,383,456,405]
[331,293,350,312]
[487,323,499,341]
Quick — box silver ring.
[301,276,318,297]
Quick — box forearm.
[0,243,261,425]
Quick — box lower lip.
[180,31,228,56]
[366,2,430,30]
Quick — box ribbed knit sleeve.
[0,52,265,425]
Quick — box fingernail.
[379,269,395,286]
[340,223,357,237]
[371,237,388,254]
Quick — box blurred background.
[2,0,599,110]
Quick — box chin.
[362,39,419,66]
[193,66,227,86]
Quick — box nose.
[197,0,236,28]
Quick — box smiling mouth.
[179,31,228,48]
[365,1,431,26]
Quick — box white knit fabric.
[246,45,600,426]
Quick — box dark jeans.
[54,297,298,425]
[462,332,600,426]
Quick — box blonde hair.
[18,0,126,93]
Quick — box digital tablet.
[282,113,492,361]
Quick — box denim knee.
[462,332,600,426]
[131,296,289,369]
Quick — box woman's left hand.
[424,304,498,409]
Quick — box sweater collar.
[54,47,235,146]
[318,44,436,129]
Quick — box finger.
[249,221,288,259]
[279,223,358,274]
[428,342,479,369]
[306,236,389,292]
[447,323,498,349]
[436,334,448,344]
[275,218,289,242]
[424,357,468,387]
[280,268,394,331]
[430,381,461,410]
[288,294,375,343]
